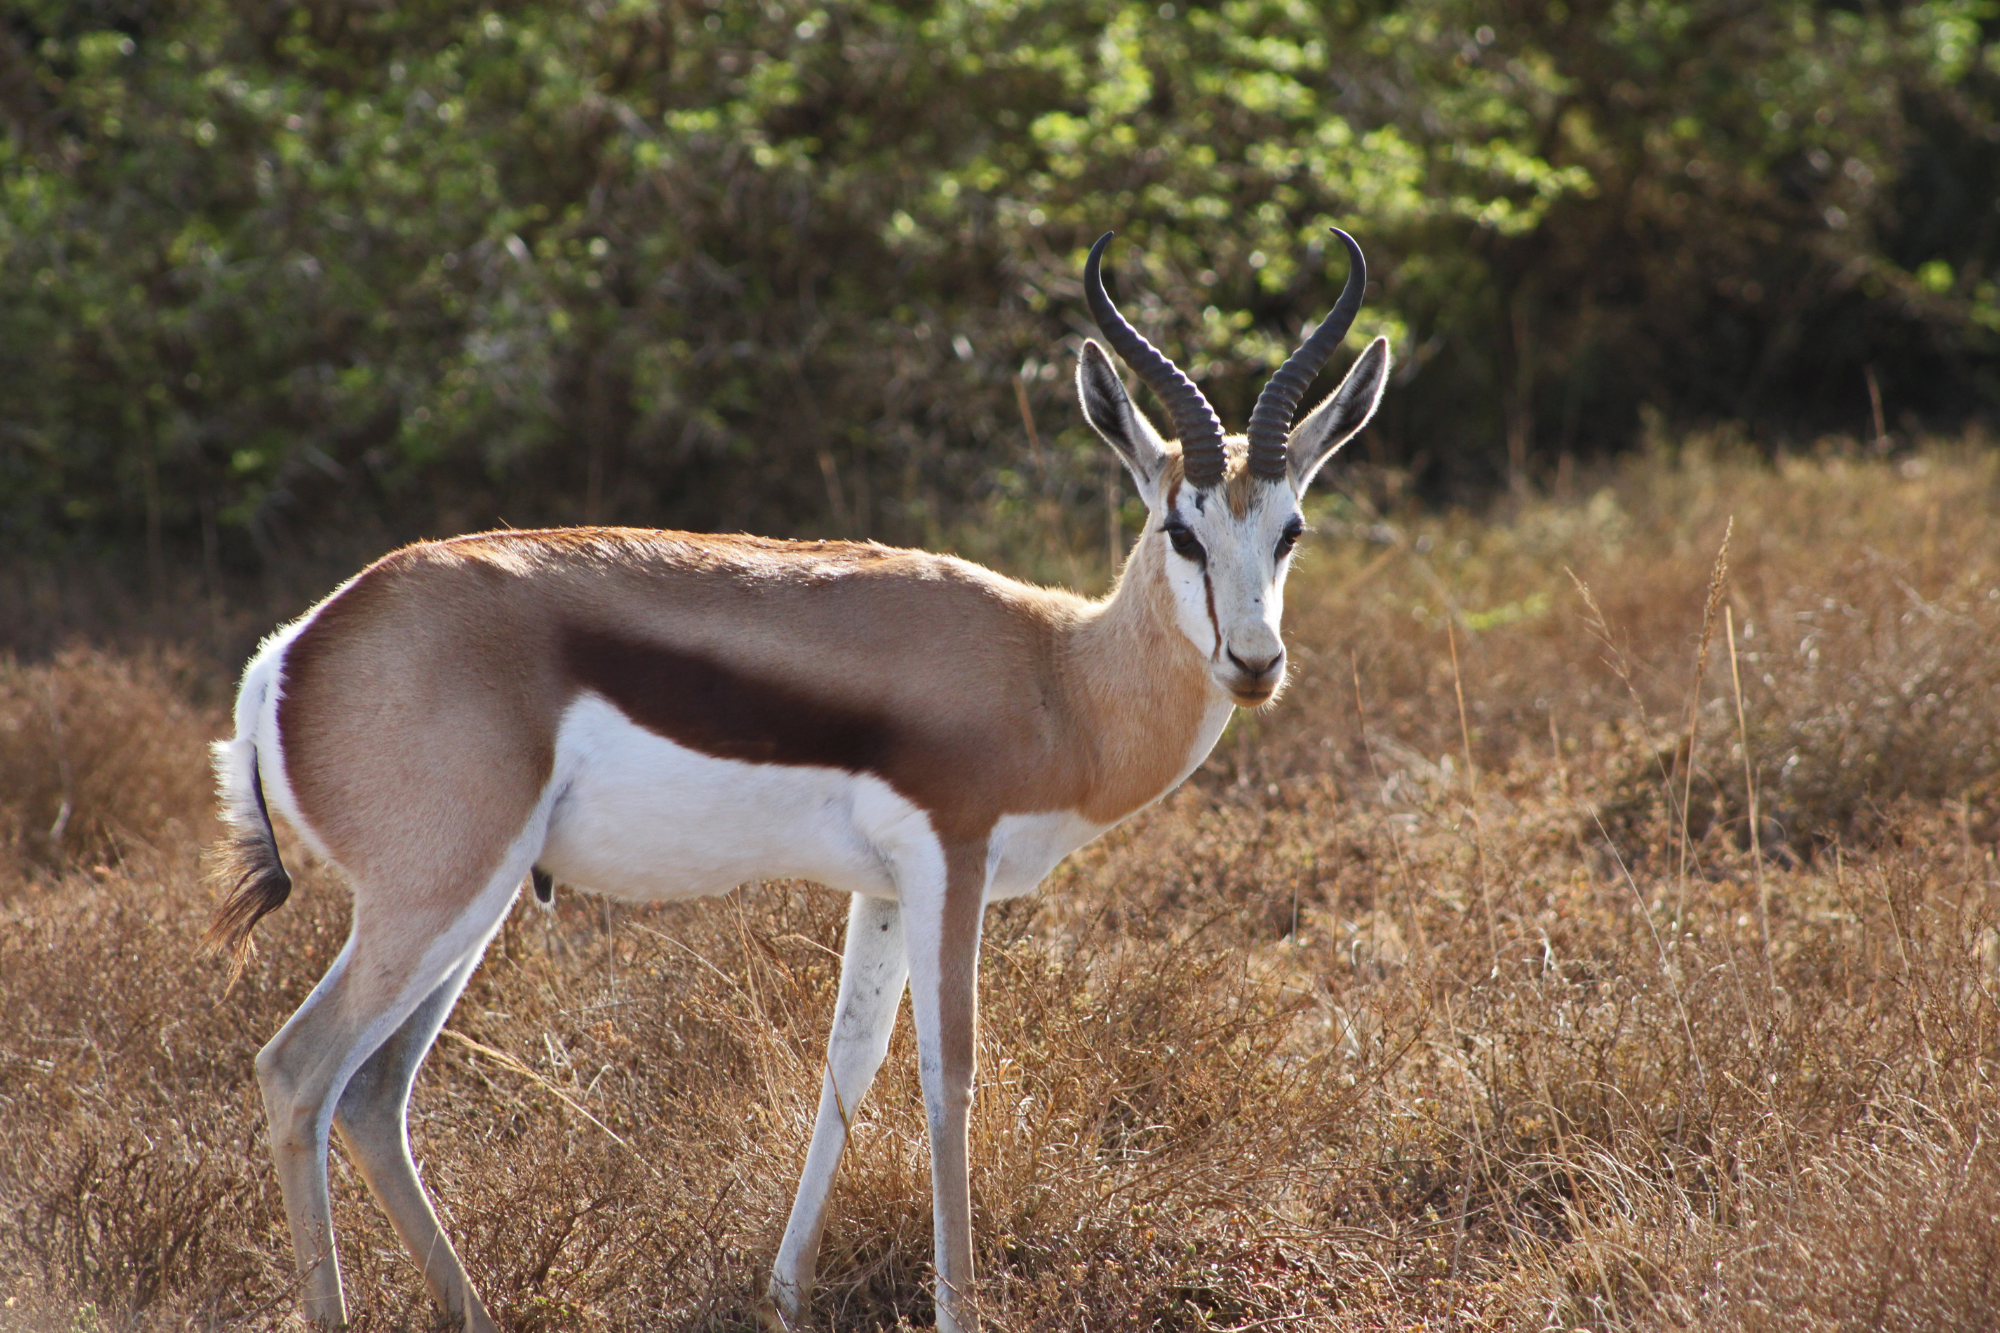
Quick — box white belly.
[540,693,919,902]
[538,692,1209,908]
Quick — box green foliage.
[1,0,1996,566]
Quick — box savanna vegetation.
[4,443,1999,1330]
[6,1,2000,1329]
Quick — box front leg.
[903,841,989,1333]
[767,893,909,1326]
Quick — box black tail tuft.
[202,753,293,986]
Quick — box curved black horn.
[1084,232,1227,488]
[1245,228,1367,481]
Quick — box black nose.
[1227,649,1284,678]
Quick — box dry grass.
[0,647,222,892]
[3,440,1998,1331]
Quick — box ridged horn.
[1084,232,1227,488]
[1245,228,1368,481]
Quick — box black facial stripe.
[1201,568,1221,659]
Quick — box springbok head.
[1077,230,1392,706]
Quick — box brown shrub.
[0,648,223,892]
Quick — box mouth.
[1221,671,1282,707]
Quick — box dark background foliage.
[2,0,1997,580]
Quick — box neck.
[1057,535,1232,824]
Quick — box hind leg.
[255,879,517,1327]
[334,950,495,1332]
[255,936,360,1327]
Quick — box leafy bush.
[1,0,1997,573]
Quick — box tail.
[203,744,294,986]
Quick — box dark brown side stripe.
[561,623,899,776]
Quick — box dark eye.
[1275,517,1305,560]
[1164,519,1207,564]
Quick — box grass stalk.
[1674,518,1732,927]
[1725,604,1773,994]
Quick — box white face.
[1153,473,1301,705]
[1076,335,1392,707]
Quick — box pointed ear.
[1287,336,1392,493]
[1077,340,1172,507]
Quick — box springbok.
[207,230,1390,1332]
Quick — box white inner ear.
[1077,343,1173,510]
[1286,337,1392,494]
[1119,421,1171,513]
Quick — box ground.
[3,440,1998,1331]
